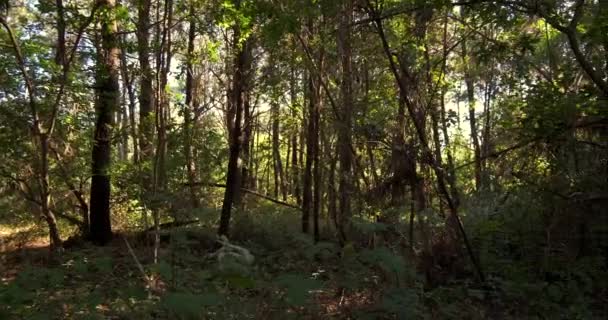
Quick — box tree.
[218,1,253,235]
[89,0,120,245]
[337,0,354,244]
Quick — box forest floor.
[2,212,607,319]
[0,219,389,320]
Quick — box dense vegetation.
[0,0,607,318]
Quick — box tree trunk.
[271,101,284,199]
[302,71,314,234]
[184,4,199,208]
[461,26,482,192]
[313,95,322,243]
[290,66,301,205]
[118,32,138,163]
[337,0,354,244]
[155,0,173,191]
[218,20,251,235]
[241,94,252,192]
[136,0,154,169]
[90,0,119,245]
[41,135,62,249]
[54,0,66,67]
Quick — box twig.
[122,235,151,286]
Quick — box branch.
[49,144,89,213]
[187,182,300,209]
[455,117,608,170]
[352,0,487,26]
[0,16,39,125]
[502,0,608,96]
[48,4,99,135]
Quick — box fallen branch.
[186,182,300,210]
[143,219,200,233]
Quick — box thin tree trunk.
[155,0,173,191]
[337,0,354,244]
[184,4,199,208]
[302,70,314,234]
[312,47,324,243]
[41,136,62,249]
[461,11,482,192]
[136,0,154,167]
[439,11,458,203]
[271,102,282,198]
[241,95,252,192]
[118,34,139,163]
[290,66,301,205]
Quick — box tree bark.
[271,101,284,199]
[155,0,173,191]
[462,33,482,192]
[184,3,199,208]
[290,65,301,205]
[90,0,119,245]
[302,70,314,234]
[337,0,354,244]
[218,17,251,235]
[136,0,154,167]
[118,34,139,163]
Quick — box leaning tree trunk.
[90,0,119,245]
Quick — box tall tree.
[184,0,199,208]
[337,0,354,244]
[136,0,154,167]
[461,7,482,192]
[218,7,252,235]
[89,0,120,245]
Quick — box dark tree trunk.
[337,0,354,244]
[271,102,284,199]
[241,95,252,192]
[155,0,173,191]
[461,20,482,191]
[302,72,314,234]
[118,35,139,163]
[136,0,154,167]
[391,96,408,207]
[218,24,251,236]
[313,96,322,243]
[290,66,301,205]
[184,5,199,208]
[55,0,66,67]
[90,0,119,245]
